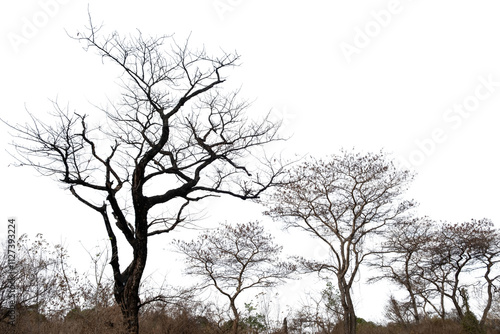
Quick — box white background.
[1,0,500,323]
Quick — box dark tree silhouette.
[174,221,295,334]
[265,150,415,334]
[3,19,285,334]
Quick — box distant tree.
[370,216,436,323]
[384,295,415,326]
[292,282,342,333]
[376,218,500,324]
[265,150,415,334]
[474,221,500,328]
[174,221,295,334]
[460,287,486,334]
[421,219,498,322]
[0,234,82,326]
[11,235,66,317]
[3,19,285,334]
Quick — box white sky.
[1,0,500,323]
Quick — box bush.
[462,310,486,334]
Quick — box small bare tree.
[292,282,343,333]
[3,18,285,334]
[265,150,415,334]
[174,221,295,334]
[0,234,82,327]
[384,295,416,326]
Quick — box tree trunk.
[404,257,420,324]
[342,303,356,334]
[116,258,146,334]
[115,227,148,334]
[226,294,240,334]
[409,292,420,323]
[230,299,239,334]
[451,281,464,320]
[121,299,140,334]
[338,277,356,334]
[480,260,494,328]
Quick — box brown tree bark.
[230,299,240,334]
[336,275,357,334]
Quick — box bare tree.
[291,282,342,334]
[12,234,64,317]
[418,220,494,321]
[430,222,476,320]
[265,150,415,334]
[3,19,285,334]
[0,234,81,325]
[370,216,436,323]
[474,220,500,328]
[380,218,500,324]
[173,221,295,334]
[384,295,416,327]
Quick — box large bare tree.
[3,20,285,334]
[265,150,415,334]
[174,221,295,334]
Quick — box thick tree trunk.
[115,259,146,333]
[342,300,357,334]
[114,269,142,333]
[114,227,148,334]
[122,299,140,334]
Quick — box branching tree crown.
[264,150,415,334]
[422,219,499,323]
[174,221,295,334]
[374,217,500,328]
[370,216,436,324]
[3,20,285,334]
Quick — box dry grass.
[3,310,500,334]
